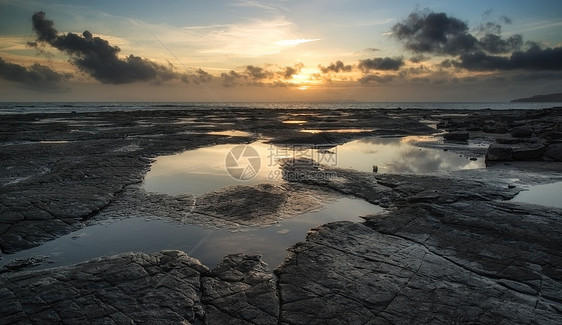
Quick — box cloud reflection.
[144,137,484,195]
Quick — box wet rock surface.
[0,108,435,254]
[0,250,209,324]
[2,171,561,324]
[202,254,279,324]
[1,107,562,324]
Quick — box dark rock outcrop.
[202,254,279,324]
[443,131,469,141]
[511,126,533,138]
[544,143,562,161]
[0,250,209,324]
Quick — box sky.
[0,0,561,102]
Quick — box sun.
[290,68,322,90]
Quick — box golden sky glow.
[0,0,561,102]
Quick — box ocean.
[0,101,560,115]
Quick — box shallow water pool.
[0,197,382,271]
[144,136,484,195]
[510,181,562,208]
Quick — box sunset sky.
[0,0,561,102]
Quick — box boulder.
[485,144,513,162]
[484,124,507,134]
[511,127,532,138]
[496,137,522,144]
[544,143,562,161]
[512,145,545,160]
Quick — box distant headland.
[511,93,562,102]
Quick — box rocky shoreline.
[1,107,562,324]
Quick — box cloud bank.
[358,57,404,72]
[0,57,67,89]
[30,11,180,84]
[319,61,353,73]
[391,10,562,71]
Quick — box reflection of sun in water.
[298,86,309,90]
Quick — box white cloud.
[231,0,287,13]
[275,38,321,46]
[506,19,562,34]
[141,17,320,59]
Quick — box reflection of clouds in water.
[341,136,482,174]
[388,149,447,173]
[357,137,401,145]
[146,137,485,195]
[386,147,477,173]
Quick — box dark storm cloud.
[182,68,213,84]
[479,34,522,54]
[391,9,562,72]
[399,65,430,77]
[245,65,273,80]
[319,61,353,73]
[358,74,394,84]
[391,10,522,56]
[391,11,477,55]
[281,66,298,79]
[358,57,404,72]
[453,46,562,71]
[220,70,245,87]
[280,63,303,79]
[30,11,179,84]
[218,63,307,87]
[0,57,66,89]
[31,11,57,43]
[194,68,213,82]
[409,54,429,63]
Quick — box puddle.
[207,130,254,137]
[144,142,281,195]
[1,135,486,273]
[39,140,70,144]
[510,181,562,208]
[144,136,484,195]
[321,136,483,173]
[419,119,439,130]
[0,197,382,271]
[282,120,307,124]
[300,128,374,134]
